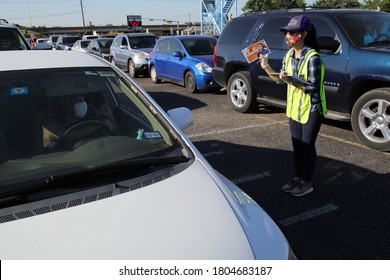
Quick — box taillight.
[213,44,219,67]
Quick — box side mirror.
[167,107,193,131]
[173,51,182,58]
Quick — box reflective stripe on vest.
[284,48,326,124]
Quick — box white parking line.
[188,121,285,138]
[232,171,271,184]
[278,203,339,227]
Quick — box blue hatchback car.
[149,35,221,93]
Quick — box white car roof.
[0,50,107,71]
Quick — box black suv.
[213,9,390,151]
[0,19,30,51]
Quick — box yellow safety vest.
[284,48,327,124]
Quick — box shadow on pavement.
[194,139,390,260]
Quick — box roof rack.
[0,19,9,24]
[240,8,308,17]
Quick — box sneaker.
[281,177,301,193]
[290,183,313,197]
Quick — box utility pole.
[80,0,86,34]
[27,0,32,27]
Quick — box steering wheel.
[56,120,111,149]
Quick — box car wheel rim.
[230,78,247,107]
[151,67,157,81]
[358,98,390,144]
[187,75,195,90]
[129,62,135,76]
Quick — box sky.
[2,0,317,28]
[0,0,250,27]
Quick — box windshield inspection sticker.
[143,131,163,140]
[10,87,29,95]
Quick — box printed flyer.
[242,40,271,63]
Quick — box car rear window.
[128,36,157,49]
[63,37,81,44]
[218,17,258,45]
[0,28,29,51]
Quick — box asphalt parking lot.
[136,76,390,260]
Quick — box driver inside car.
[42,94,118,150]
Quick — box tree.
[242,0,305,12]
[363,0,390,11]
[241,0,390,12]
[312,0,360,8]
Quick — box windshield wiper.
[97,155,190,170]
[0,155,191,201]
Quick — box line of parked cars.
[106,32,221,93]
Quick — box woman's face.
[72,96,88,118]
[284,30,306,47]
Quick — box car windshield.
[334,12,390,47]
[63,37,80,44]
[181,37,217,55]
[50,36,59,43]
[80,41,90,48]
[98,39,113,48]
[0,28,29,50]
[128,36,157,49]
[0,67,189,193]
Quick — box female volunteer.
[260,15,327,197]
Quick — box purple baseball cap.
[279,15,312,32]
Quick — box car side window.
[169,39,183,55]
[257,17,291,50]
[121,37,128,47]
[309,17,340,54]
[218,17,258,45]
[156,39,170,54]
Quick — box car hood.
[190,54,214,67]
[0,159,286,260]
[135,47,154,54]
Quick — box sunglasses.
[283,31,302,36]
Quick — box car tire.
[150,65,161,83]
[351,88,390,151]
[185,71,197,93]
[128,60,139,78]
[227,71,258,113]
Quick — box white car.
[71,39,91,53]
[0,51,295,260]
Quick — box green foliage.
[241,0,389,12]
[242,0,306,12]
[363,0,390,12]
[312,0,361,8]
